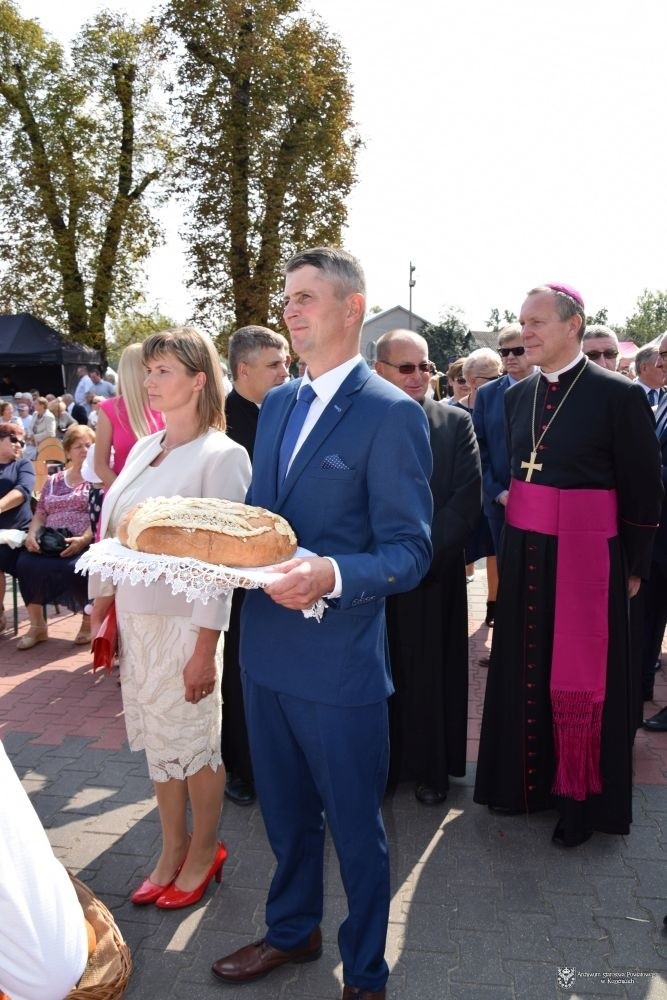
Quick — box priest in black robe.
[375,330,482,804]
[474,283,663,846]
[222,326,291,804]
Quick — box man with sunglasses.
[473,323,536,560]
[375,329,481,807]
[0,423,34,633]
[582,325,620,372]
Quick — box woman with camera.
[15,423,95,650]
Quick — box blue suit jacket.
[473,374,511,516]
[240,360,433,706]
[653,398,667,573]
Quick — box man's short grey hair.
[375,329,428,363]
[497,323,522,347]
[284,246,366,298]
[527,285,586,340]
[228,326,289,380]
[583,325,619,348]
[635,344,659,372]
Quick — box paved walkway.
[1,571,666,1000]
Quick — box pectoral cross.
[521,450,543,482]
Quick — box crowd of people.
[1,257,666,1000]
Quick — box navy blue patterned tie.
[648,389,658,406]
[278,383,317,484]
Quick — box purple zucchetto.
[545,282,585,310]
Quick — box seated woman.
[29,396,57,447]
[91,327,251,910]
[15,424,95,650]
[0,422,35,634]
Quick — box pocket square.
[321,454,351,471]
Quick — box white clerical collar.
[302,354,362,405]
[540,351,585,383]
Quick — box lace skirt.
[117,611,223,783]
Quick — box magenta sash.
[506,479,618,801]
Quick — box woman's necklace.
[521,359,588,482]
[160,432,199,454]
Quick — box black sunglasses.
[381,360,435,375]
[499,346,526,358]
[585,350,618,360]
[454,376,468,385]
[5,434,26,447]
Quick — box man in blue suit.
[473,323,536,559]
[643,332,667,721]
[211,248,433,1000]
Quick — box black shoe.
[485,601,496,627]
[642,706,667,732]
[225,776,256,806]
[488,804,525,816]
[415,784,447,805]
[552,818,593,848]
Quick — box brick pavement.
[1,574,666,1000]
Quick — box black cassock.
[474,358,662,833]
[386,398,481,792]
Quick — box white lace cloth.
[76,538,325,621]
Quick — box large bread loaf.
[116,496,297,567]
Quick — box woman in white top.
[91,328,251,911]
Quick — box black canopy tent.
[0,313,102,396]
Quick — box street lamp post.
[408,261,416,330]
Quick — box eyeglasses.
[499,346,526,358]
[4,434,26,447]
[476,375,500,382]
[380,360,435,375]
[585,350,618,360]
[454,376,468,385]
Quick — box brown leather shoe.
[211,927,322,983]
[342,988,386,999]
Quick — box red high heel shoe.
[155,841,227,909]
[130,841,190,905]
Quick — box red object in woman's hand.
[92,602,118,673]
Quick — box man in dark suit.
[221,326,291,805]
[212,248,433,1000]
[643,331,667,724]
[473,323,535,559]
[374,329,481,805]
[224,326,291,461]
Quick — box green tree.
[623,290,667,345]
[0,2,176,353]
[106,303,176,368]
[421,309,475,373]
[586,307,609,326]
[162,0,360,330]
[485,307,517,331]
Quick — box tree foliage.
[421,309,475,374]
[623,290,667,346]
[0,2,175,352]
[161,0,360,331]
[106,302,176,368]
[485,307,517,331]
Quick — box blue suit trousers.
[242,674,390,991]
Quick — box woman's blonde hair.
[142,327,225,435]
[116,343,157,439]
